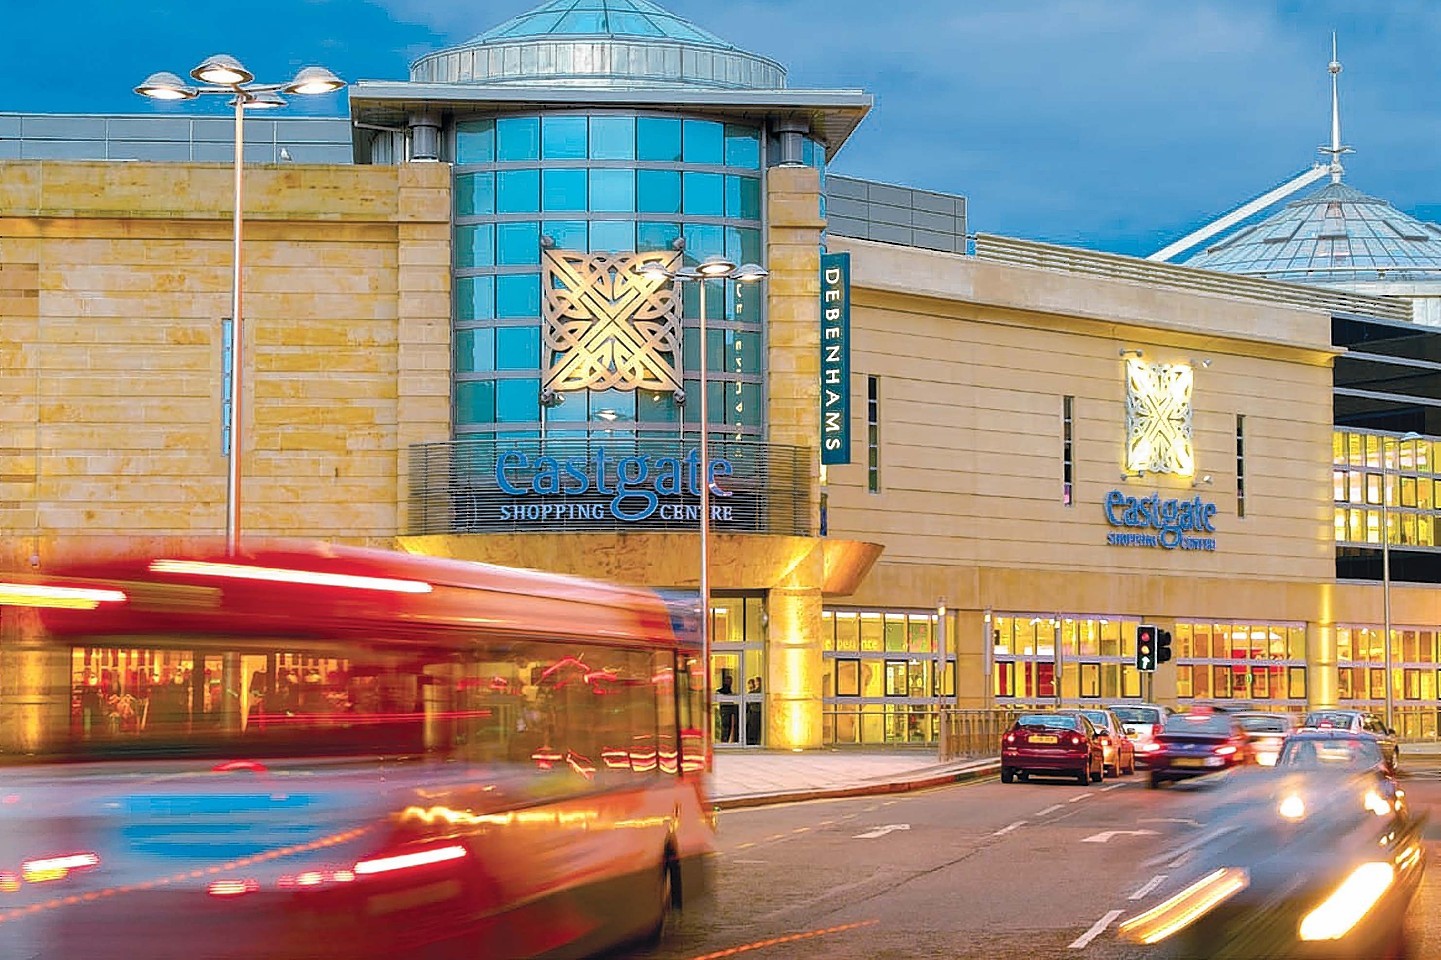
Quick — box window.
[1062,395,1074,506]
[1236,414,1246,518]
[867,376,880,493]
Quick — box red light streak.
[148,559,433,594]
[212,760,268,774]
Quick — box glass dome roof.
[1183,181,1441,284]
[409,0,785,89]
[476,0,733,48]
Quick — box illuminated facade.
[7,0,1441,750]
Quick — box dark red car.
[1001,712,1105,785]
[1148,709,1253,787]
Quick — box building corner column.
[954,609,988,708]
[766,543,824,750]
[1306,621,1338,710]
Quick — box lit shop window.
[1172,622,1306,703]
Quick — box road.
[627,760,1441,960]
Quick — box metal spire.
[1319,33,1353,183]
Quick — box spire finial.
[1320,32,1353,183]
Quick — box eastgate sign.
[1103,490,1218,551]
[496,447,735,523]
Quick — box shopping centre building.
[5,0,1441,749]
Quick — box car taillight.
[1069,734,1085,747]
[278,868,356,889]
[207,878,260,898]
[353,844,467,878]
[1216,745,1237,756]
[1004,733,1016,744]
[1152,723,1164,738]
[21,852,100,884]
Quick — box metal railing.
[938,708,1027,762]
[408,436,813,537]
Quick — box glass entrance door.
[711,596,765,747]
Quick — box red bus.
[0,541,713,960]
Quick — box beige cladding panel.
[0,161,452,553]
[824,239,1337,584]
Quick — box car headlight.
[1297,862,1395,941]
[1363,790,1392,817]
[1278,794,1305,821]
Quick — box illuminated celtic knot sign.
[542,249,683,393]
[1125,359,1194,476]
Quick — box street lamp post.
[1382,429,1423,732]
[637,255,767,744]
[137,58,345,555]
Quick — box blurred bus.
[0,542,712,960]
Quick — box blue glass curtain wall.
[452,112,766,442]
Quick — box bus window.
[54,637,681,795]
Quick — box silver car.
[1078,708,1136,777]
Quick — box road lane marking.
[766,834,786,841]
[1101,782,1126,792]
[793,827,810,834]
[688,919,880,960]
[1139,816,1202,825]
[1128,874,1167,900]
[1068,794,1091,803]
[853,824,910,839]
[1069,910,1125,949]
[737,842,755,850]
[1081,830,1158,844]
[991,820,1026,837]
[1036,804,1063,817]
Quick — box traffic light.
[1157,628,1173,664]
[1135,624,1157,672]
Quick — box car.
[1106,703,1170,768]
[1121,732,1424,958]
[1000,712,1105,786]
[1148,709,1253,787]
[1300,709,1401,770]
[1077,708,1136,776]
[1232,710,1298,766]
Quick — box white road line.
[1069,909,1125,949]
[1101,782,1126,792]
[1128,874,1167,900]
[991,820,1027,837]
[1068,793,1091,803]
[1035,804,1063,817]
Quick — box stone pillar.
[394,162,455,541]
[955,609,989,708]
[765,166,824,532]
[766,543,824,750]
[1306,621,1338,710]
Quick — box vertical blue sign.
[820,252,851,465]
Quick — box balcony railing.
[408,436,813,537]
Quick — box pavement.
[709,748,998,808]
[705,738,1441,809]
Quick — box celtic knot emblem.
[542,249,683,393]
[1125,359,1194,475]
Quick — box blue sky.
[3,0,1438,257]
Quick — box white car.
[1107,703,1172,768]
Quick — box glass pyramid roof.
[474,0,734,49]
[1184,181,1441,284]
